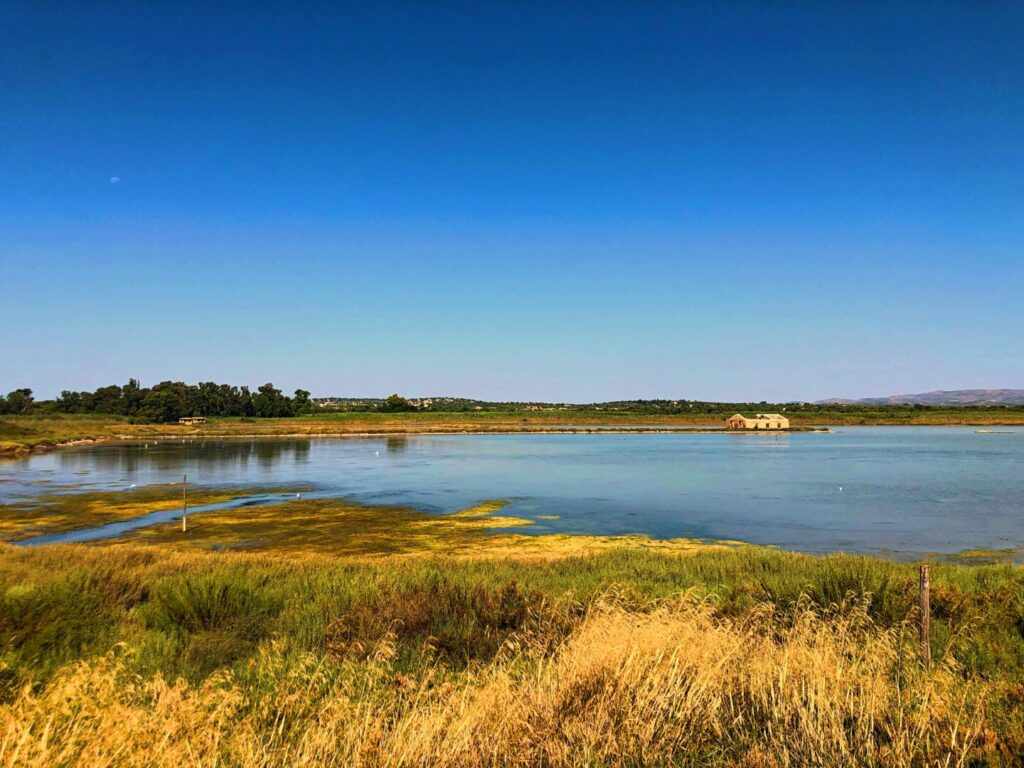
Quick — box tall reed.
[1,594,988,767]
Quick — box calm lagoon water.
[1,428,1022,557]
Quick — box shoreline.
[2,423,831,460]
[0,425,842,459]
[3,416,1021,460]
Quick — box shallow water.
[1,428,1022,557]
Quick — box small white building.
[726,413,789,430]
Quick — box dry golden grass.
[0,594,985,767]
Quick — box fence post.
[182,473,188,533]
[918,565,931,667]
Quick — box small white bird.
[838,486,843,492]
[296,493,301,499]
[375,450,380,457]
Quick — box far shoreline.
[3,425,835,460]
[3,411,1022,460]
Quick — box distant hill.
[817,389,1024,406]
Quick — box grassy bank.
[0,412,737,458]
[3,408,1024,457]
[1,543,1023,765]
[3,479,1024,764]
[0,414,199,457]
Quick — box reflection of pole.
[182,473,188,533]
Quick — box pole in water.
[182,473,188,532]
[919,564,931,667]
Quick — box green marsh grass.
[1,542,1023,764]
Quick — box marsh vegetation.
[1,542,1023,765]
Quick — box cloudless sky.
[2,1,1022,402]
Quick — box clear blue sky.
[2,2,1022,402]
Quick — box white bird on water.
[296,493,301,499]
[375,450,380,457]
[838,486,843,492]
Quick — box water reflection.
[386,436,409,454]
[55,439,313,477]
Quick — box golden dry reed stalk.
[0,595,985,768]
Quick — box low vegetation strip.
[4,405,1024,456]
[0,544,1022,764]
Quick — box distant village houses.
[726,413,789,430]
[178,416,207,425]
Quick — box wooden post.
[919,565,931,667]
[182,473,188,533]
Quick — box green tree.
[293,389,312,414]
[123,379,145,415]
[239,386,255,417]
[253,383,294,418]
[138,388,183,423]
[56,390,83,413]
[92,385,125,414]
[4,388,34,414]
[380,393,416,412]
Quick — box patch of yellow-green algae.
[448,499,535,528]
[94,496,743,560]
[0,484,294,542]
[943,547,1024,565]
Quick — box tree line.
[6,384,1022,423]
[0,381,312,422]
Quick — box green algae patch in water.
[945,546,1024,566]
[450,499,512,517]
[92,495,744,561]
[0,483,304,542]
[97,497,531,557]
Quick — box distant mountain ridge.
[817,389,1024,406]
